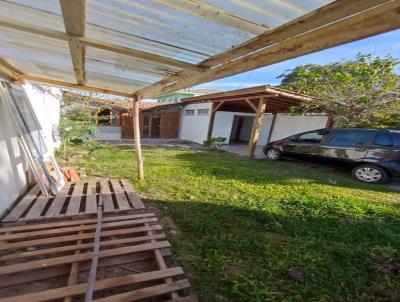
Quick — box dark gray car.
[263,128,400,184]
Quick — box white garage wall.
[24,84,61,153]
[180,103,212,144]
[270,114,328,142]
[94,126,122,140]
[212,112,274,146]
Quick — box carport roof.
[0,1,399,99]
[183,85,312,113]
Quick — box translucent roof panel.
[0,0,343,96]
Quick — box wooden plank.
[66,182,84,216]
[133,98,144,180]
[0,56,23,81]
[0,241,170,275]
[22,196,50,220]
[95,279,190,302]
[0,249,171,288]
[85,180,98,214]
[45,183,71,218]
[248,98,267,157]
[0,267,184,302]
[0,233,166,261]
[244,99,258,113]
[110,180,131,210]
[1,212,154,233]
[0,217,158,241]
[120,180,145,209]
[100,180,115,212]
[135,1,400,99]
[0,224,163,253]
[60,0,86,84]
[153,0,269,35]
[3,186,40,222]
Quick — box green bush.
[203,137,226,149]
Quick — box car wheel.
[352,164,388,184]
[265,148,282,160]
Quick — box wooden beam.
[0,57,23,81]
[133,97,144,180]
[135,0,400,99]
[248,98,267,158]
[21,75,132,97]
[244,99,258,113]
[153,0,270,35]
[199,0,391,68]
[0,18,205,72]
[60,0,86,85]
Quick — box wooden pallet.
[2,179,145,223]
[0,212,197,301]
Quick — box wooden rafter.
[22,75,132,98]
[0,18,205,72]
[135,0,400,99]
[60,0,86,85]
[153,0,270,35]
[0,56,23,81]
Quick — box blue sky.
[195,29,400,92]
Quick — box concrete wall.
[270,114,328,142]
[94,126,122,140]
[24,85,61,153]
[211,111,327,146]
[180,102,212,144]
[0,82,61,217]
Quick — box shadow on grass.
[148,198,400,302]
[173,150,398,194]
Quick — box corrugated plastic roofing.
[0,0,334,94]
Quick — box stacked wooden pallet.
[0,212,197,301]
[2,179,144,223]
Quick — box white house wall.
[180,102,212,144]
[94,126,122,140]
[270,114,328,142]
[24,84,61,153]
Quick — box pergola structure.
[184,85,312,157]
[0,0,399,179]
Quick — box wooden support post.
[266,113,277,144]
[248,98,267,158]
[133,96,144,180]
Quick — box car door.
[322,129,375,162]
[283,129,330,157]
[365,131,397,162]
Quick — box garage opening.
[229,115,254,144]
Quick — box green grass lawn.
[60,144,400,302]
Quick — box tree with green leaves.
[279,54,400,128]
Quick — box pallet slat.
[121,180,145,209]
[100,181,115,212]
[0,241,170,275]
[66,183,84,216]
[85,180,98,214]
[0,268,184,302]
[3,186,41,222]
[110,180,131,210]
[44,183,71,218]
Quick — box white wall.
[0,82,62,217]
[270,114,328,142]
[0,80,27,216]
[180,103,212,144]
[24,84,61,153]
[94,126,122,140]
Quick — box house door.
[151,116,160,138]
[160,113,179,139]
[121,113,133,139]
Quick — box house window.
[184,109,195,116]
[197,109,209,116]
